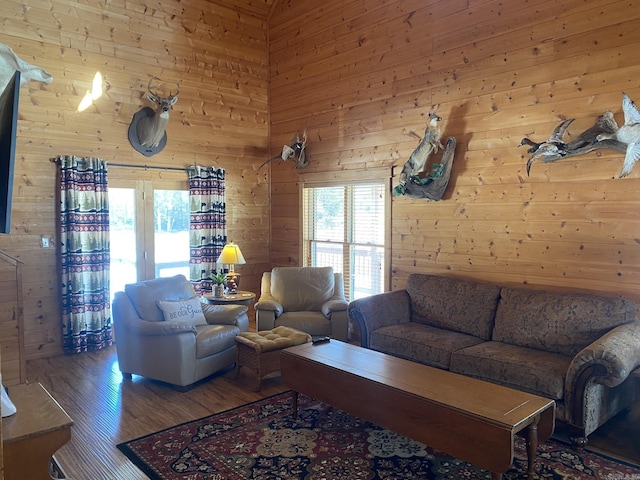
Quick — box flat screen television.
[0,70,20,234]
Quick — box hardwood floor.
[24,346,640,479]
[25,346,288,480]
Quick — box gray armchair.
[112,274,249,389]
[254,266,349,341]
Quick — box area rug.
[117,391,640,480]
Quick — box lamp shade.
[217,243,246,266]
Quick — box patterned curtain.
[58,155,112,354]
[188,166,226,294]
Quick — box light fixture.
[216,242,246,293]
[77,71,103,112]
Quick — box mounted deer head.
[135,77,179,148]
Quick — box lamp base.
[226,273,240,294]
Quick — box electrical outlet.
[41,236,50,248]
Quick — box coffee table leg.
[291,390,299,419]
[491,473,503,480]
[526,415,540,480]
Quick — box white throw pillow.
[156,297,207,326]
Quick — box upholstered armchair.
[254,266,349,341]
[112,274,249,389]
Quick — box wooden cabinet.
[2,383,73,480]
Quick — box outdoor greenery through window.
[109,185,190,303]
[303,181,387,301]
[153,189,190,278]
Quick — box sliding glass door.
[108,181,189,301]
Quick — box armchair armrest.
[255,293,284,316]
[348,289,412,348]
[321,298,348,316]
[202,304,248,325]
[565,321,640,424]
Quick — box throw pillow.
[156,297,207,326]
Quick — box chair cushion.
[270,266,335,311]
[157,297,207,326]
[125,274,196,322]
[274,311,332,336]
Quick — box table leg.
[526,415,540,480]
[291,390,299,419]
[491,473,503,480]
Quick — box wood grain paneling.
[0,0,272,362]
[268,0,640,303]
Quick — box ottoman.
[235,326,311,391]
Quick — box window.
[302,179,389,301]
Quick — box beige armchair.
[254,266,349,341]
[112,274,249,389]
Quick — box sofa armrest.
[568,321,640,388]
[202,303,248,326]
[565,321,640,424]
[348,289,411,348]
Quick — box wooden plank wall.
[0,0,271,365]
[268,0,640,303]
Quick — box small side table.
[2,382,74,480]
[203,290,256,306]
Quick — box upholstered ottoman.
[235,326,311,390]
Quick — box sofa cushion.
[406,274,501,340]
[450,341,571,402]
[270,266,335,312]
[493,287,637,356]
[157,297,207,326]
[125,274,196,322]
[370,323,485,370]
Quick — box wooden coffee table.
[280,340,555,480]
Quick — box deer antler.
[147,76,161,98]
[147,77,180,99]
[170,82,180,98]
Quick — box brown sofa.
[347,273,640,444]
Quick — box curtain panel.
[58,155,112,353]
[188,165,226,294]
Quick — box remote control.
[312,336,330,345]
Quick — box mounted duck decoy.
[523,118,574,175]
[518,137,543,154]
[596,92,640,178]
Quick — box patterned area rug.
[117,392,640,480]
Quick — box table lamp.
[216,242,246,293]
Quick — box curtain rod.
[109,162,188,172]
[49,158,190,172]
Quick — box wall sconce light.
[77,71,103,112]
[216,242,246,293]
